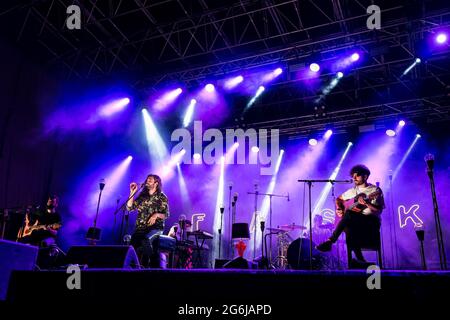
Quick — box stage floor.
[5,268,449,315]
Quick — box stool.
[346,222,383,269]
[153,235,176,268]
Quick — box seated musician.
[316,165,384,263]
[127,174,169,268]
[17,195,62,247]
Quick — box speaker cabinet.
[66,245,139,269]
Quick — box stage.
[5,268,449,314]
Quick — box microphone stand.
[218,207,225,259]
[228,185,232,259]
[425,154,447,270]
[113,197,120,243]
[298,179,352,270]
[86,180,105,244]
[246,189,289,262]
[114,183,146,244]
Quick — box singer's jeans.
[131,229,163,268]
[329,210,380,261]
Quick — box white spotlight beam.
[142,109,169,168]
[250,150,284,257]
[183,99,196,127]
[312,143,352,215]
[392,135,421,181]
[213,156,225,261]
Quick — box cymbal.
[267,227,289,234]
[319,223,334,230]
[278,224,307,231]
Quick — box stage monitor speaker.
[66,245,139,269]
[0,240,38,300]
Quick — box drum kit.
[266,222,338,270]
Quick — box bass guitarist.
[316,165,385,263]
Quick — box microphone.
[233,192,238,205]
[228,181,233,190]
[220,205,224,214]
[424,153,434,172]
[287,192,290,202]
[99,179,106,191]
[388,170,393,181]
[260,221,265,232]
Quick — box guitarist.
[316,165,384,262]
[18,195,62,247]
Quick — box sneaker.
[316,240,333,252]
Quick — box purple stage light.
[337,72,344,79]
[98,97,130,117]
[399,120,406,127]
[436,33,447,44]
[416,134,421,138]
[310,63,320,72]
[324,129,333,139]
[205,84,215,92]
[309,138,318,146]
[386,129,396,137]
[351,53,360,61]
[224,75,244,89]
[274,68,283,76]
[154,88,183,111]
[127,155,133,161]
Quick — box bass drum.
[287,238,322,270]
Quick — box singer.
[316,165,385,267]
[127,174,169,268]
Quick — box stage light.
[309,138,318,146]
[324,129,333,139]
[351,53,360,61]
[310,63,320,72]
[251,146,259,153]
[416,134,421,138]
[245,86,265,110]
[348,142,353,146]
[399,120,406,127]
[154,88,183,111]
[402,58,422,76]
[127,155,133,161]
[183,99,197,127]
[98,97,130,117]
[436,33,447,44]
[205,84,215,92]
[274,68,283,75]
[337,72,344,78]
[386,129,396,137]
[224,75,244,89]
